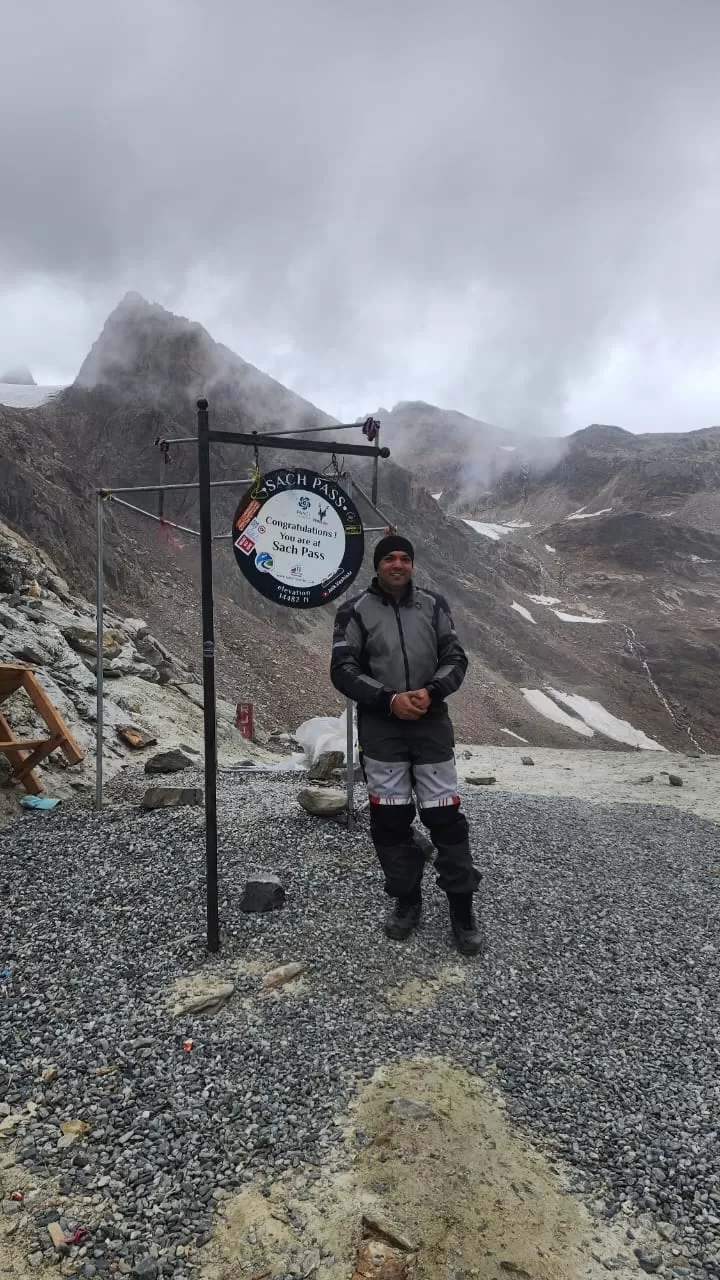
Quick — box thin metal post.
[371,424,380,508]
[158,446,165,523]
[197,399,219,953]
[346,700,354,831]
[345,477,355,831]
[95,493,104,811]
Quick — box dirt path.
[200,1058,664,1280]
[456,744,720,822]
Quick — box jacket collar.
[369,576,415,606]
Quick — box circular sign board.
[232,468,364,609]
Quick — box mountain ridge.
[0,292,717,753]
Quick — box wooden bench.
[0,663,84,794]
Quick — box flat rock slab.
[117,724,158,750]
[297,787,348,816]
[65,623,121,658]
[239,874,286,913]
[172,980,235,1017]
[142,787,203,810]
[362,1214,417,1253]
[260,961,306,993]
[47,1221,68,1251]
[387,1097,435,1121]
[467,775,497,786]
[144,749,196,774]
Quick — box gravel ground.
[1,769,720,1279]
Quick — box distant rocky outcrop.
[0,518,268,805]
[0,365,36,385]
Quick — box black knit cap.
[373,534,415,571]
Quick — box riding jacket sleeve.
[330,599,394,714]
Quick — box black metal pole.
[197,398,219,953]
[371,424,381,508]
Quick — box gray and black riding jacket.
[330,579,468,718]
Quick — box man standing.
[330,534,483,955]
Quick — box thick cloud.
[1,0,719,431]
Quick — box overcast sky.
[1,0,720,434]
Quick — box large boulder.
[297,788,348,817]
[64,621,122,659]
[144,749,196,775]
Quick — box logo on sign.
[235,533,255,555]
[255,551,273,572]
[297,495,311,512]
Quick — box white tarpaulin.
[295,709,358,766]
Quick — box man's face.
[377,550,414,593]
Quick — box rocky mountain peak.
[0,364,36,386]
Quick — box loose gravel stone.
[1,773,719,1278]
[239,872,286,912]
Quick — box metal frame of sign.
[197,399,390,951]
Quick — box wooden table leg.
[21,671,84,765]
[0,710,44,795]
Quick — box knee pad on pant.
[419,805,469,844]
[370,802,416,847]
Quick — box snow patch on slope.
[463,520,508,541]
[547,689,666,751]
[499,728,529,743]
[463,518,531,540]
[511,601,536,624]
[520,689,595,737]
[553,611,609,623]
[567,507,613,521]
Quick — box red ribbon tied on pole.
[158,519,185,550]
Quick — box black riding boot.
[385,893,422,941]
[446,891,484,956]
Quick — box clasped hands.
[391,689,431,720]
